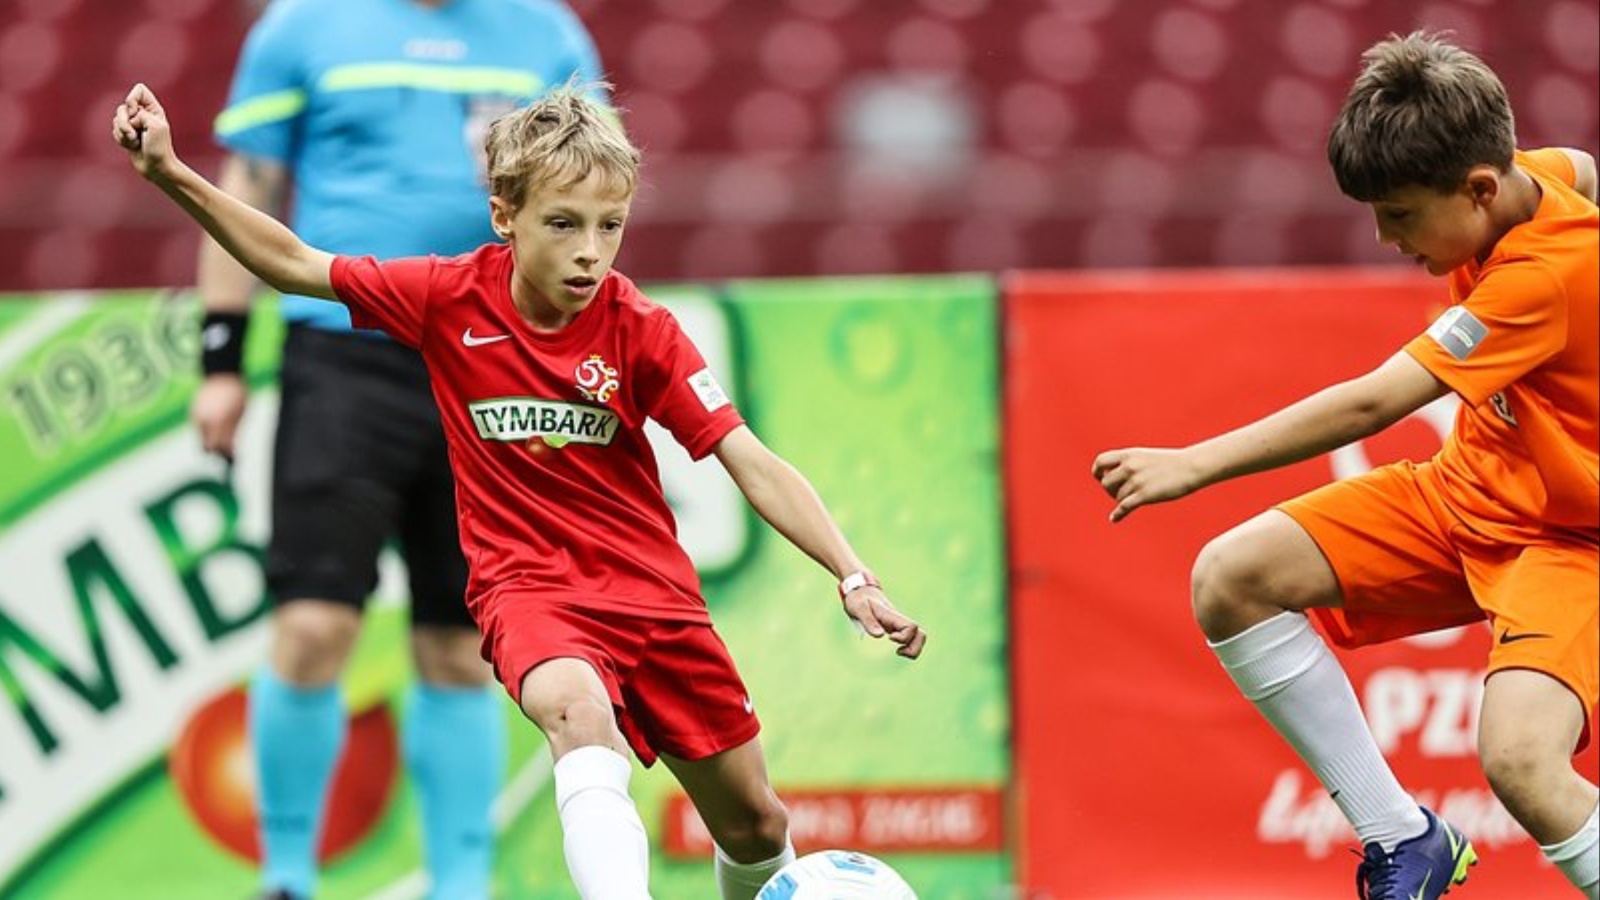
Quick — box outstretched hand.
[1090,446,1202,522]
[111,83,175,179]
[842,587,927,660]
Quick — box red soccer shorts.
[477,593,761,766]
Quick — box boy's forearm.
[149,161,332,301]
[742,457,864,580]
[1191,379,1392,486]
[1190,350,1448,488]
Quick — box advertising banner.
[0,276,1010,899]
[1006,269,1597,899]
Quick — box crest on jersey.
[575,354,620,404]
[1488,391,1518,428]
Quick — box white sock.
[715,835,795,900]
[1542,806,1599,898]
[554,745,652,900]
[1209,612,1427,850]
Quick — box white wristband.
[838,570,880,599]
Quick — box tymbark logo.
[468,397,619,449]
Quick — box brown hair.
[485,81,640,211]
[1327,31,1514,201]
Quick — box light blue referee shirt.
[215,0,604,331]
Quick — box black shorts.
[266,325,471,628]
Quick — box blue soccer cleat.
[1355,807,1478,900]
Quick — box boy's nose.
[575,234,600,264]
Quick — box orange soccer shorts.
[1279,460,1599,747]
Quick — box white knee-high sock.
[1542,806,1599,898]
[554,746,651,899]
[715,836,795,900]
[1209,612,1427,850]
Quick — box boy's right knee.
[530,696,619,754]
[1191,529,1276,640]
[1190,512,1340,640]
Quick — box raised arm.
[713,425,927,659]
[113,83,335,300]
[1092,350,1450,522]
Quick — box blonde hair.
[485,81,640,211]
[1327,31,1514,201]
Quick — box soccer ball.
[757,849,917,899]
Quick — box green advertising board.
[0,275,1008,899]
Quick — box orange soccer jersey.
[1414,148,1599,543]
[1294,148,1599,736]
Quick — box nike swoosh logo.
[1498,630,1551,644]
[462,328,510,347]
[1409,871,1431,900]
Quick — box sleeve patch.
[1425,306,1489,360]
[687,368,730,412]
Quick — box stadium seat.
[2,0,1595,290]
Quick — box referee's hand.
[191,374,248,462]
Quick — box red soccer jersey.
[331,244,744,623]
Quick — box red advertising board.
[1006,269,1597,899]
[661,786,1005,858]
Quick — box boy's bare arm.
[714,425,926,659]
[113,83,336,301]
[1092,351,1450,522]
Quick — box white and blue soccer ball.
[757,849,917,899]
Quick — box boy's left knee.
[1477,716,1572,808]
[714,800,790,863]
[1479,735,1546,793]
[1478,669,1589,799]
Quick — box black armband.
[199,311,249,375]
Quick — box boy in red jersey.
[1092,33,1597,900]
[115,82,926,899]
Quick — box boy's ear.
[489,196,513,238]
[1464,165,1501,207]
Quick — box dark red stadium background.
[1,0,1593,291]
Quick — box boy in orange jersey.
[1093,32,1597,900]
